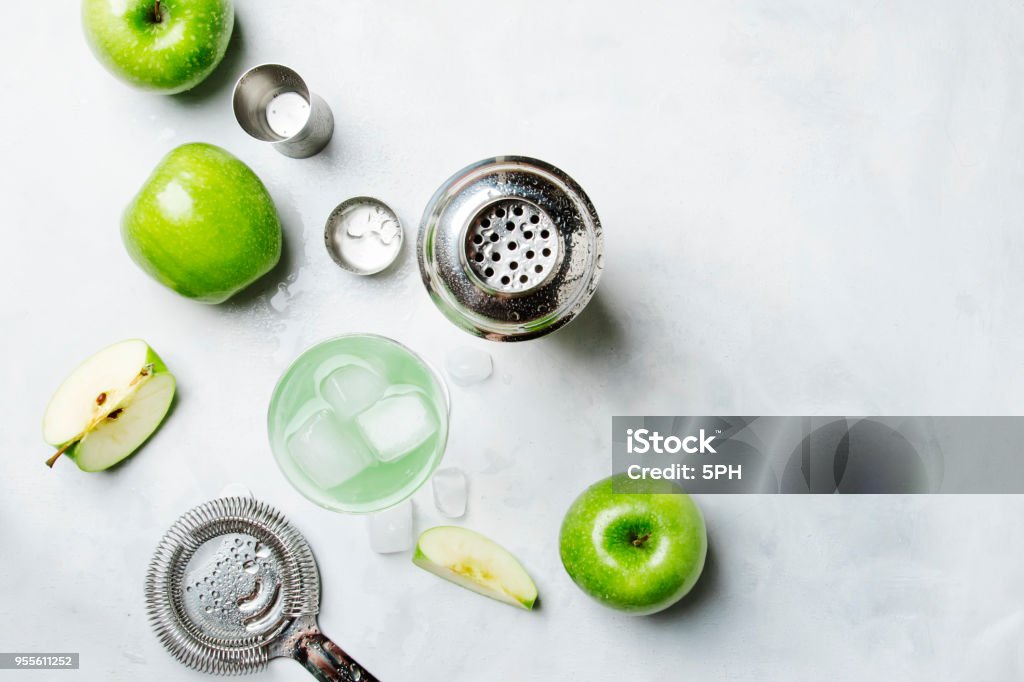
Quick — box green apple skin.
[82,0,234,94]
[559,475,707,615]
[122,143,282,303]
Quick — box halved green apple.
[413,526,537,610]
[43,339,176,471]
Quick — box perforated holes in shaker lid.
[417,157,604,341]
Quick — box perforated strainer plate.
[418,156,604,341]
[465,198,562,294]
[146,497,378,681]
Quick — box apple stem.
[45,441,75,468]
[152,0,163,23]
[632,533,651,548]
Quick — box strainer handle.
[293,629,380,682]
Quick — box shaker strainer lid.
[418,156,604,341]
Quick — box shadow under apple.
[223,189,305,310]
[647,534,719,622]
[172,13,248,106]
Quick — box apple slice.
[43,339,176,472]
[413,526,538,610]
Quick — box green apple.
[413,526,538,610]
[122,143,282,303]
[559,475,707,615]
[82,0,234,94]
[43,339,176,472]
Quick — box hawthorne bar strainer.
[418,156,604,341]
[145,497,378,681]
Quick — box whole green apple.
[122,143,282,303]
[559,474,707,615]
[82,0,234,94]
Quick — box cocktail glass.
[268,334,449,513]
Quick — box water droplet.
[243,560,258,574]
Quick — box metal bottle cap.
[324,197,403,275]
[417,156,604,341]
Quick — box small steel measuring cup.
[232,64,334,158]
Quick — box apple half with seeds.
[43,339,176,471]
[413,526,537,610]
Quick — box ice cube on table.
[445,347,493,386]
[218,483,254,499]
[431,467,467,518]
[287,409,373,489]
[356,391,438,463]
[320,363,388,419]
[367,499,413,553]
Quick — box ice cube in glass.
[320,363,388,419]
[287,409,373,489]
[356,391,438,463]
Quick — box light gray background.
[2,2,1023,680]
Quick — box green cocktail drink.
[268,335,449,513]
